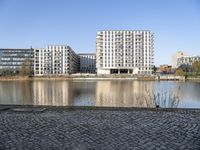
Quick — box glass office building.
[0,48,34,74]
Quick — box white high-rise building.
[96,30,154,75]
[34,45,79,76]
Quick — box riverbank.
[0,105,199,149]
[1,74,200,82]
[0,75,154,81]
[0,74,191,81]
[187,76,200,82]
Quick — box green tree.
[175,68,184,76]
[191,60,200,75]
[20,58,31,76]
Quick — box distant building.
[96,30,154,75]
[79,53,96,73]
[172,51,187,68]
[176,56,200,74]
[152,66,160,75]
[159,65,173,74]
[177,56,200,67]
[177,64,191,74]
[0,48,34,75]
[34,45,79,76]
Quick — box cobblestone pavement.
[0,107,200,150]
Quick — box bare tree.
[20,58,31,76]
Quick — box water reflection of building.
[72,81,96,106]
[95,81,153,107]
[33,81,72,106]
[0,81,33,105]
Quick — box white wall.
[97,68,110,74]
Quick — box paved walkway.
[0,106,200,150]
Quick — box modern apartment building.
[172,51,187,68]
[177,56,200,67]
[79,53,96,73]
[34,45,80,76]
[0,48,34,74]
[96,30,154,75]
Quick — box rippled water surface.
[0,80,200,108]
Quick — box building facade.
[34,45,80,76]
[177,56,200,67]
[0,48,34,75]
[79,53,96,73]
[159,64,173,74]
[172,51,187,68]
[96,30,154,75]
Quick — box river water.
[0,80,199,108]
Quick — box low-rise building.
[0,48,34,75]
[177,64,191,73]
[160,65,173,74]
[176,56,200,74]
[34,45,79,76]
[172,51,187,68]
[79,53,96,73]
[177,56,200,67]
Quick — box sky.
[0,0,200,66]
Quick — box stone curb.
[0,104,199,113]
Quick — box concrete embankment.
[0,75,199,82]
[0,75,152,81]
[0,76,154,81]
[156,75,185,81]
[187,77,200,82]
[0,76,30,81]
